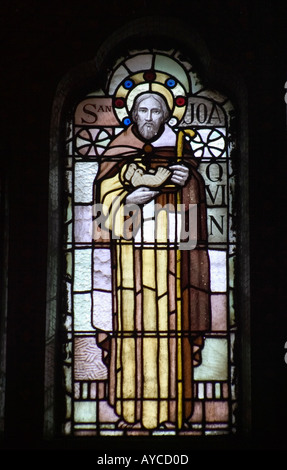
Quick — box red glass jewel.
[115,98,125,108]
[175,96,186,107]
[143,70,156,81]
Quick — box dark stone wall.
[1,0,287,452]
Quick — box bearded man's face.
[134,96,165,140]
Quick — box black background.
[1,0,287,454]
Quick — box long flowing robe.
[93,123,210,429]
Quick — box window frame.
[46,17,250,441]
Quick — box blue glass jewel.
[123,117,131,126]
[166,78,176,88]
[124,80,134,89]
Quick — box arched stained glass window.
[46,22,249,439]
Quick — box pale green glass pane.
[64,421,71,435]
[66,221,72,244]
[194,338,228,380]
[74,401,97,423]
[65,395,72,419]
[64,365,72,393]
[215,383,221,398]
[152,430,176,436]
[198,382,204,399]
[154,54,190,92]
[65,252,72,277]
[74,249,92,291]
[207,207,227,243]
[74,162,99,203]
[74,424,97,429]
[206,181,227,207]
[100,430,124,436]
[82,383,88,399]
[209,250,226,292]
[74,293,92,330]
[86,89,105,97]
[200,160,227,185]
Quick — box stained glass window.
[61,48,238,437]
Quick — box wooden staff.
[175,128,196,429]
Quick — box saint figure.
[93,91,210,430]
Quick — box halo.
[109,52,190,127]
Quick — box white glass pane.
[74,205,93,243]
[125,53,153,72]
[93,248,112,290]
[143,219,155,242]
[92,290,112,331]
[74,162,99,203]
[194,338,228,380]
[74,337,107,380]
[108,65,130,94]
[209,250,227,292]
[99,401,119,423]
